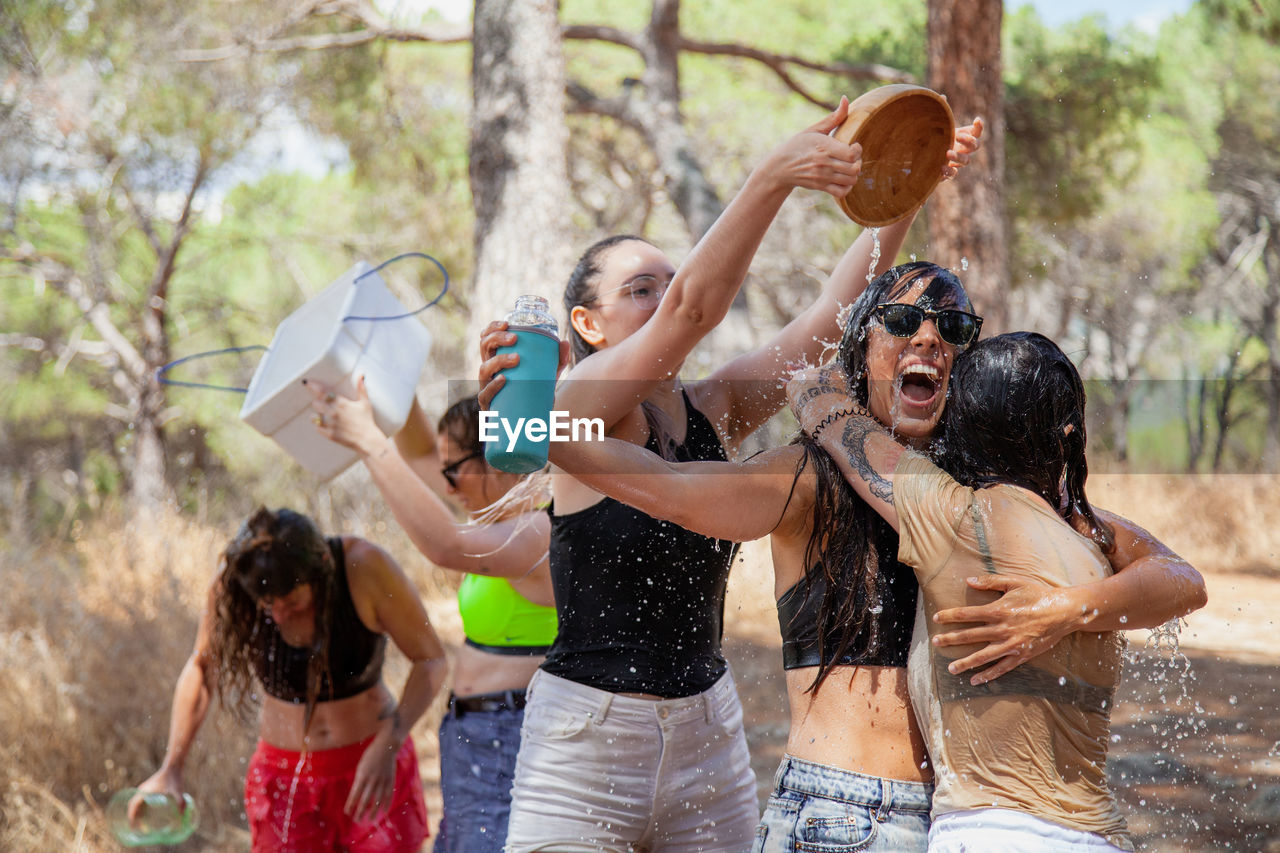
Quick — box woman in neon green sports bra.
[308,381,556,853]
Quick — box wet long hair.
[937,332,1114,552]
[208,507,338,730]
[796,262,976,692]
[563,233,682,459]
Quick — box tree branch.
[565,81,645,133]
[149,151,211,307]
[4,247,148,379]
[677,37,914,104]
[562,23,644,51]
[175,10,911,105]
[175,17,469,63]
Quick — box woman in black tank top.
[129,507,448,852]
[477,103,987,853]
[551,262,1206,852]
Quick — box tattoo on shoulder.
[840,416,894,505]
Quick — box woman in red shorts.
[132,506,448,852]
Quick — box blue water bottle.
[485,295,560,474]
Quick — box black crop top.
[544,391,738,698]
[776,532,917,670]
[252,538,387,704]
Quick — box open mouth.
[898,363,941,410]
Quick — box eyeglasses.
[441,450,484,489]
[871,303,983,348]
[584,274,668,311]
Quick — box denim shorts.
[435,696,526,853]
[753,755,933,853]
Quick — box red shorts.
[244,736,429,853]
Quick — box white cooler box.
[239,261,432,480]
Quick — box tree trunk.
[469,0,574,364]
[638,0,723,240]
[1262,236,1280,471]
[926,0,1008,332]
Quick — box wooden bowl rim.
[835,85,955,227]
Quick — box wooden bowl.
[833,84,955,227]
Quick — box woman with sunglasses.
[783,331,1203,851]
[309,385,556,853]
[475,100,982,851]
[547,262,1204,851]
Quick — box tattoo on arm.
[839,415,895,506]
[794,383,845,408]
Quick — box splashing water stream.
[866,228,882,286]
[279,746,308,845]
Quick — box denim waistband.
[773,755,933,813]
[528,667,739,726]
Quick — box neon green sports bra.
[457,573,558,655]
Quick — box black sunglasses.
[441,450,484,489]
[871,303,983,348]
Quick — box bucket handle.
[156,251,450,392]
[342,251,450,322]
[155,345,268,393]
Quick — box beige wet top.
[895,451,1132,850]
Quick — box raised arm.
[391,396,451,496]
[932,509,1207,684]
[549,99,862,430]
[705,119,985,441]
[133,582,218,810]
[308,379,552,589]
[548,434,805,544]
[344,539,448,822]
[785,363,906,529]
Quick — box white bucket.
[239,262,432,480]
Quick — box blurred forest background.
[2,0,1279,850]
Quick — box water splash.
[279,748,308,845]
[866,228,883,286]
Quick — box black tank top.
[544,391,738,697]
[776,528,916,670]
[252,538,387,703]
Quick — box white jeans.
[503,668,759,853]
[929,809,1133,852]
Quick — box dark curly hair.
[208,507,338,730]
[796,262,975,692]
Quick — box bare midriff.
[451,642,545,698]
[259,683,394,752]
[784,664,931,783]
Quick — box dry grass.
[0,509,458,851]
[1,474,1275,850]
[1087,473,1280,575]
